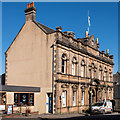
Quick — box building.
[113,71,120,111]
[3,2,114,114]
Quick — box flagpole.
[88,10,90,35]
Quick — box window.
[108,69,111,82]
[81,91,85,105]
[91,63,94,79]
[61,91,67,107]
[99,91,102,101]
[99,66,102,80]
[61,54,67,74]
[109,92,111,100]
[81,60,85,77]
[104,67,107,81]
[73,91,76,106]
[91,40,94,46]
[72,57,77,76]
[14,93,34,106]
[104,72,107,81]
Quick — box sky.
[1,2,118,75]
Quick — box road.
[1,113,120,120]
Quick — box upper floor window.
[104,67,107,81]
[99,65,102,80]
[108,69,111,82]
[91,63,94,79]
[81,60,85,77]
[72,57,77,76]
[91,40,94,46]
[61,54,67,74]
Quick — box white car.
[91,100,112,114]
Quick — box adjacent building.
[113,71,120,111]
[2,2,114,114]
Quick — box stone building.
[113,71,120,111]
[3,2,114,114]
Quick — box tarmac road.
[1,113,120,120]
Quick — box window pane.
[14,93,18,103]
[30,93,34,106]
[20,93,28,105]
[73,91,76,106]
[62,91,67,107]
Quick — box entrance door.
[48,93,53,113]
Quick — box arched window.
[61,54,67,74]
[72,57,77,76]
[91,63,94,79]
[104,67,107,81]
[108,69,111,82]
[81,60,85,77]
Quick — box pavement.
[1,112,120,120]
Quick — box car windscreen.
[92,103,104,106]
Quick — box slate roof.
[33,20,55,34]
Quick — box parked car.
[91,100,113,114]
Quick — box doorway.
[47,93,53,113]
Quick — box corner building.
[5,3,114,114]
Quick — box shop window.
[14,93,34,106]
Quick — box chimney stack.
[85,31,89,37]
[24,2,37,22]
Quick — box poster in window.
[7,105,13,114]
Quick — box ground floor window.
[61,91,67,107]
[81,91,85,105]
[73,91,76,106]
[14,93,34,106]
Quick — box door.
[48,93,53,113]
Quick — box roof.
[33,20,55,34]
[0,85,40,92]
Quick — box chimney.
[56,26,62,31]
[85,31,89,37]
[96,38,98,43]
[24,2,37,21]
[106,49,109,55]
